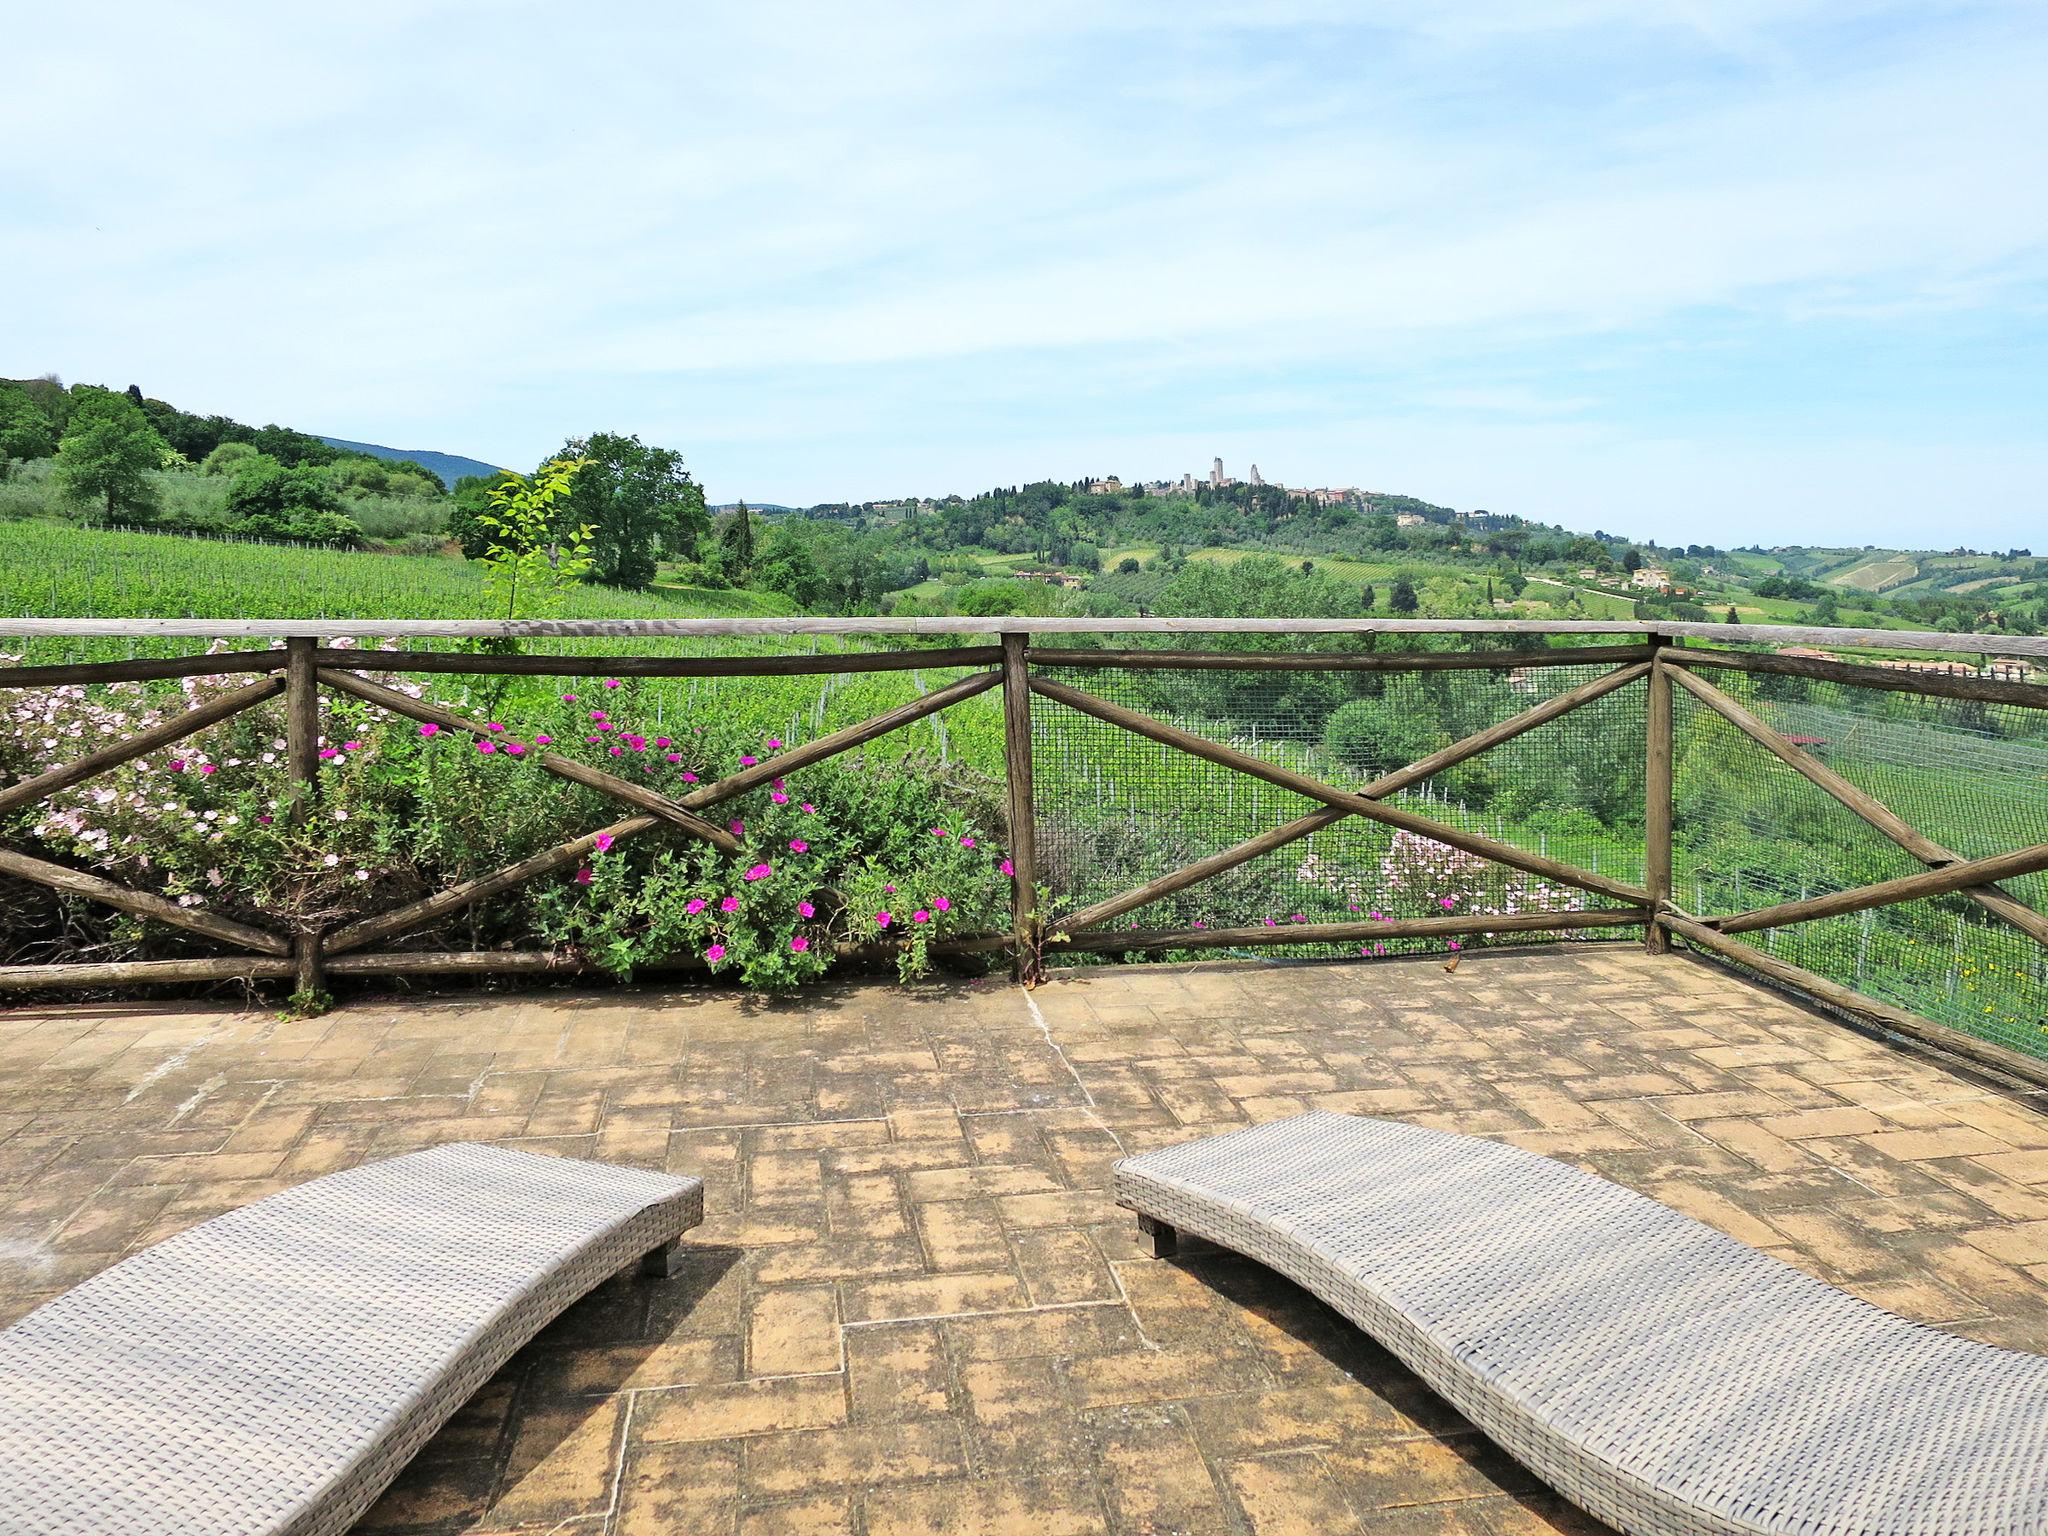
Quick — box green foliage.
[478,457,595,619]
[0,385,57,471]
[1323,697,1441,777]
[200,441,263,475]
[53,389,166,521]
[224,458,362,544]
[562,431,709,590]
[719,500,756,576]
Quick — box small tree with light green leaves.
[477,457,594,621]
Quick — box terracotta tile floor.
[5,946,2048,1534]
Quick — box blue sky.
[5,1,2044,548]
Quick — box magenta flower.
[595,833,614,852]
[1193,920,1207,929]
[505,742,525,755]
[771,791,789,805]
[790,935,809,953]
[875,911,892,928]
[586,734,600,743]
[609,746,622,756]
[1290,914,1305,923]
[789,839,807,853]
[933,827,951,839]
[1263,916,1277,927]
[686,898,705,915]
[934,896,950,912]
[1000,859,1014,876]
[655,737,671,748]
[1441,896,1457,909]
[318,747,338,760]
[484,722,504,733]
[603,679,620,689]
[721,895,740,913]
[883,884,896,894]
[801,802,815,814]
[773,778,785,791]
[961,836,976,849]
[535,735,552,746]
[912,909,931,924]
[797,900,815,918]
[342,741,362,751]
[705,943,726,963]
[169,759,185,770]
[198,763,217,775]
[730,819,744,835]
[744,863,771,881]
[1448,940,1463,951]
[418,723,438,737]
[562,693,578,703]
[477,741,496,754]
[574,867,591,885]
[257,814,273,825]
[590,710,607,722]
[740,755,757,766]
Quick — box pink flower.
[484,722,504,733]
[960,836,976,848]
[790,935,810,953]
[574,867,591,885]
[1193,920,1207,929]
[590,710,607,722]
[586,734,600,743]
[1290,914,1305,923]
[198,763,217,775]
[341,741,362,751]
[1000,859,1014,876]
[603,679,620,688]
[1441,896,1457,909]
[609,745,622,756]
[740,755,757,766]
[876,911,892,928]
[1448,940,1463,951]
[705,943,726,963]
[561,693,578,703]
[933,827,951,839]
[318,747,337,759]
[797,900,815,918]
[686,898,706,914]
[801,802,815,814]
[772,778,785,791]
[505,742,526,755]
[730,819,744,835]
[721,895,740,913]
[257,814,273,824]
[771,791,789,804]
[934,896,950,912]
[169,759,186,770]
[655,738,671,748]
[477,741,496,753]
[535,735,552,745]
[767,738,782,749]
[419,723,438,737]
[595,833,614,852]
[883,884,896,894]
[745,863,771,881]
[789,839,808,853]
[912,909,931,923]
[1263,916,1277,927]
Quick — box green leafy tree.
[561,431,709,589]
[1389,577,1419,614]
[53,389,166,521]
[479,458,595,619]
[200,441,263,475]
[720,499,757,576]
[0,387,57,473]
[224,459,361,543]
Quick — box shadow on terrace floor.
[3,946,2048,1534]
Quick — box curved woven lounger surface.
[1115,1110,2048,1536]
[0,1141,702,1536]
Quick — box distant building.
[1630,567,1670,589]
[1248,464,1264,487]
[1086,476,1123,495]
[1395,513,1427,529]
[1210,457,1227,488]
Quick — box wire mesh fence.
[1031,656,1647,960]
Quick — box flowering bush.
[1292,830,1587,954]
[2,656,1011,991]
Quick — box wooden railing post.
[1000,632,1039,982]
[1645,634,1673,953]
[283,636,327,1001]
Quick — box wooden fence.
[2,617,2045,1080]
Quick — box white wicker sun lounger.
[1116,1110,2048,1536]
[0,1141,702,1536]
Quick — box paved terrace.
[5,950,2048,1536]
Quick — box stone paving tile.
[4,947,2048,1533]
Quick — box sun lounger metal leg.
[638,1238,679,1278]
[1137,1214,1178,1258]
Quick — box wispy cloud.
[4,0,2044,545]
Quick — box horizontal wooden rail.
[310,645,1004,678]
[1058,909,1643,953]
[1668,666,2048,946]
[1028,644,1654,673]
[1052,661,1650,936]
[0,675,286,818]
[1712,844,2048,935]
[0,651,283,689]
[1660,915,2048,1089]
[1671,647,2048,709]
[1029,675,1650,908]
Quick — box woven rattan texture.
[1115,1110,2048,1536]
[0,1141,703,1536]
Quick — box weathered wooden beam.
[1052,661,1650,936]
[1668,665,2048,947]
[1001,633,1039,981]
[0,651,282,689]
[0,957,298,989]
[679,670,1002,808]
[285,637,320,828]
[310,645,1005,677]
[316,669,740,853]
[1644,641,1673,954]
[1058,908,1643,953]
[0,675,285,817]
[1028,675,1650,907]
[1660,915,2048,1090]
[1712,844,2048,935]
[0,848,291,956]
[1670,647,2048,709]
[323,814,658,955]
[1027,644,1656,672]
